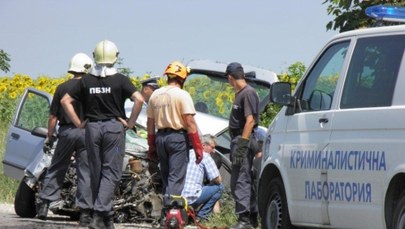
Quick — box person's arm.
[43,114,58,152]
[126,91,144,129]
[210,175,222,185]
[233,114,256,166]
[183,114,203,164]
[146,117,155,136]
[146,117,157,161]
[183,114,198,133]
[241,114,255,139]
[205,155,222,184]
[61,93,82,128]
[47,114,58,138]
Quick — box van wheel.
[262,177,294,229]
[14,178,37,218]
[392,193,405,229]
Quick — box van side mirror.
[270,82,293,106]
[309,90,332,111]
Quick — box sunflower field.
[0,74,159,127]
[0,61,311,131]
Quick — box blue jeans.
[191,183,224,219]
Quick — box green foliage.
[278,61,306,92]
[117,57,133,76]
[0,174,18,203]
[18,93,49,130]
[0,122,19,203]
[0,50,11,73]
[0,96,18,125]
[260,62,306,127]
[259,103,282,128]
[323,0,405,32]
[204,187,238,227]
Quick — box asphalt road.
[0,203,156,229]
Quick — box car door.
[2,87,51,180]
[327,34,405,229]
[281,41,350,225]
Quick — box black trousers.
[156,130,189,196]
[85,119,125,215]
[230,135,258,216]
[39,126,92,210]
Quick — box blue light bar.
[366,5,405,23]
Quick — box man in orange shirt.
[146,61,203,228]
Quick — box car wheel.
[392,193,405,229]
[262,177,294,229]
[14,178,37,218]
[69,212,80,220]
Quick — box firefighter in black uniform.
[61,40,143,229]
[225,62,260,229]
[36,53,93,226]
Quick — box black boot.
[158,216,167,229]
[229,221,254,229]
[103,215,115,229]
[250,212,259,228]
[36,199,49,220]
[229,213,253,229]
[88,212,105,229]
[79,209,92,227]
[158,208,167,229]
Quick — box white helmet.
[68,53,93,73]
[93,40,119,65]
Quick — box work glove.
[148,134,158,162]
[232,137,249,166]
[188,132,203,164]
[43,135,56,153]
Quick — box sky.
[0,0,337,78]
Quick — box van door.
[283,41,350,225]
[2,87,51,180]
[328,34,405,229]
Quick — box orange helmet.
[164,61,188,80]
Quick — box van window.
[341,35,405,109]
[296,41,349,112]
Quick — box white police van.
[258,5,405,229]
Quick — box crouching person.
[182,149,224,222]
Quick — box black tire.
[392,193,405,229]
[262,177,294,229]
[14,179,37,218]
[69,211,80,220]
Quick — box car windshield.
[184,73,270,119]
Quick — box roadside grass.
[204,188,237,227]
[0,122,19,203]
